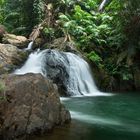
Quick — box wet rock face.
[0,74,70,140]
[44,50,70,96]
[0,43,28,74]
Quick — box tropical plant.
[57,0,140,82]
[0,0,45,35]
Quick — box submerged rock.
[0,43,28,74]
[0,74,70,140]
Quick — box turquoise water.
[33,94,140,140]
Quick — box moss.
[19,51,29,62]
[12,51,28,66]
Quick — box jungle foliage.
[0,0,140,82]
[57,0,140,81]
[0,0,45,35]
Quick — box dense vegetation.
[0,0,140,91]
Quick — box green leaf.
[59,14,70,21]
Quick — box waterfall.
[14,49,106,96]
[14,49,47,76]
[24,41,34,51]
[65,52,99,95]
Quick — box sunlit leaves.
[59,14,70,22]
[0,0,5,5]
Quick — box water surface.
[33,94,140,140]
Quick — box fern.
[4,12,20,21]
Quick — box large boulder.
[0,43,28,74]
[2,34,29,49]
[0,74,70,140]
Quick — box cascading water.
[65,52,99,95]
[24,41,34,51]
[14,49,47,76]
[14,48,106,96]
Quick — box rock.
[43,37,78,53]
[89,61,110,92]
[133,67,140,90]
[0,43,28,74]
[29,38,45,50]
[0,74,70,140]
[0,25,6,43]
[119,79,135,92]
[2,34,29,49]
[44,50,69,96]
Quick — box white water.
[14,49,47,76]
[24,41,34,51]
[14,49,110,96]
[65,52,106,96]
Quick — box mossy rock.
[43,37,78,53]
[2,33,29,49]
[0,43,28,74]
